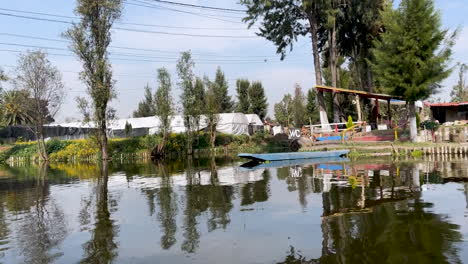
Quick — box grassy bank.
[0,132,284,163]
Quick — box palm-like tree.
[0,90,32,126]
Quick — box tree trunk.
[100,125,109,160]
[35,126,48,161]
[308,15,329,128]
[210,124,216,149]
[329,24,340,123]
[409,101,418,142]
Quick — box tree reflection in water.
[277,163,463,263]
[16,163,68,264]
[156,162,178,250]
[80,161,118,264]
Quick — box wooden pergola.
[315,85,405,125]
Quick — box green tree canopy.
[371,0,454,102]
[292,84,307,127]
[213,67,233,113]
[133,84,155,118]
[371,0,455,141]
[235,79,250,113]
[248,81,268,120]
[274,94,293,127]
[451,63,468,102]
[306,89,320,124]
[153,68,173,158]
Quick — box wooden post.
[387,99,392,126]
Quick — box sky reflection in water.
[0,157,467,263]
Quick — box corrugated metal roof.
[428,102,468,107]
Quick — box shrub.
[346,116,354,129]
[49,139,98,161]
[46,138,71,154]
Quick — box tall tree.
[292,85,307,127]
[306,89,320,124]
[65,0,122,160]
[371,0,455,141]
[241,0,330,126]
[451,63,468,102]
[204,76,221,149]
[338,0,385,92]
[248,81,268,120]
[133,84,155,117]
[153,68,173,158]
[235,79,250,113]
[13,51,65,161]
[177,51,196,155]
[213,67,233,113]
[274,94,293,127]
[193,77,206,132]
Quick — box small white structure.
[245,114,263,126]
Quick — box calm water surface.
[0,157,468,263]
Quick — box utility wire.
[142,0,247,13]
[0,32,297,59]
[0,41,291,62]
[0,12,256,38]
[0,48,287,65]
[0,7,250,30]
[126,0,245,24]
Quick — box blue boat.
[238,150,349,162]
[240,156,350,170]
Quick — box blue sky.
[0,0,466,122]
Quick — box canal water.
[0,157,468,263]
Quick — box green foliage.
[292,85,307,127]
[236,79,250,113]
[450,63,468,102]
[371,0,454,102]
[213,67,234,113]
[420,120,440,130]
[346,116,354,129]
[133,84,155,117]
[46,138,71,154]
[274,94,293,127]
[124,121,132,137]
[0,90,32,126]
[241,0,312,60]
[177,51,196,153]
[306,89,320,124]
[416,113,421,129]
[49,139,98,161]
[154,68,173,137]
[64,0,123,159]
[411,150,424,158]
[248,81,268,120]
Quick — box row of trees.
[242,0,456,141]
[274,85,319,127]
[132,53,268,156]
[134,67,269,120]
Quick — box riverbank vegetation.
[0,131,283,163]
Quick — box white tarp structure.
[108,167,266,189]
[216,113,249,135]
[51,113,252,136]
[245,114,263,126]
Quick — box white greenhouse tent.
[52,113,253,136]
